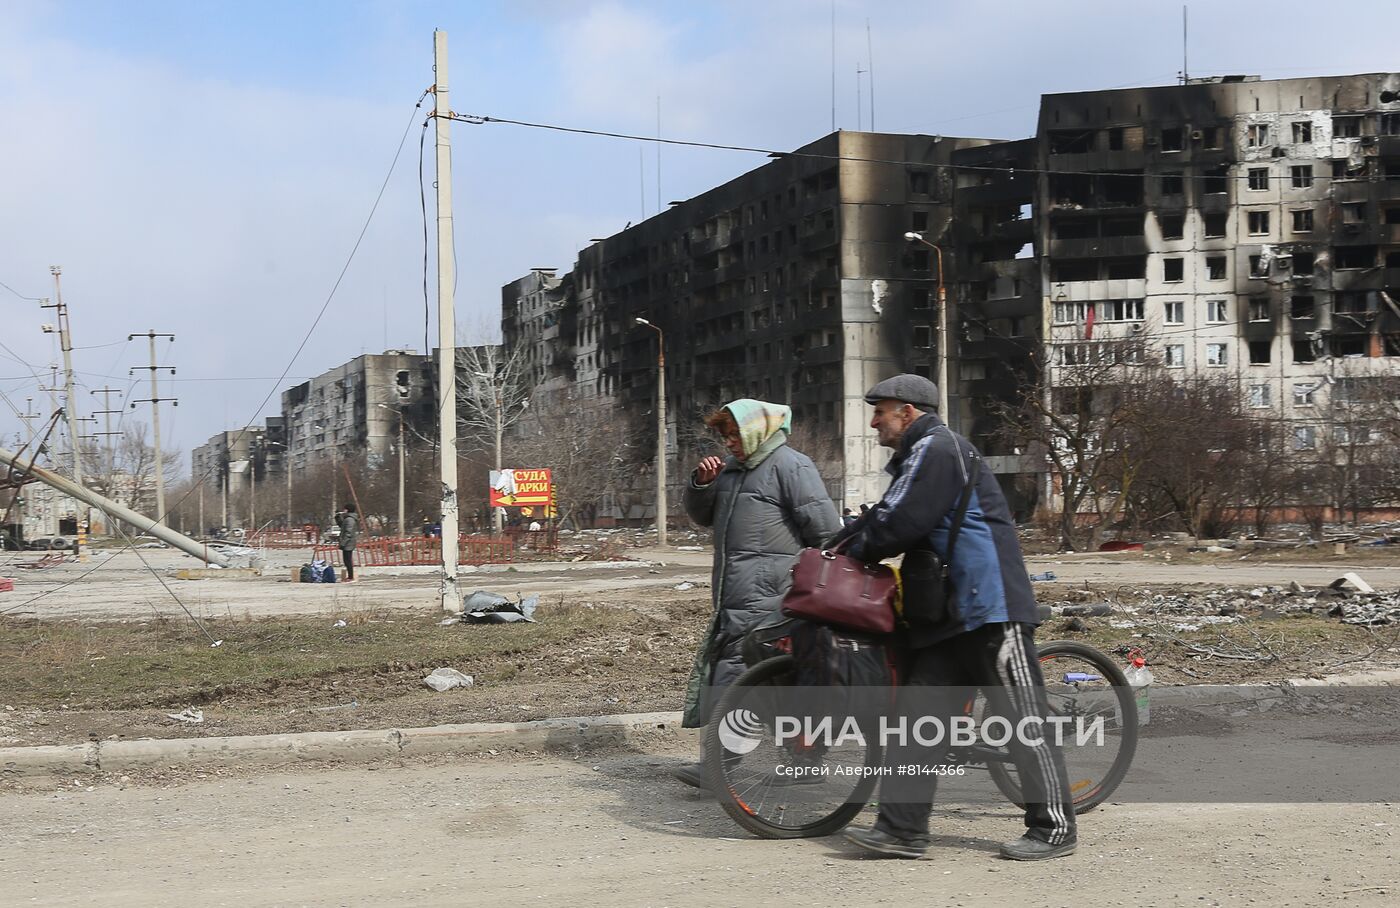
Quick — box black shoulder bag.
[897,441,982,630]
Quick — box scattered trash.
[673,581,695,591]
[310,700,359,712]
[1098,541,1144,552]
[166,707,204,724]
[1329,572,1376,595]
[423,668,474,692]
[332,619,347,628]
[438,616,459,626]
[1204,545,1231,553]
[676,545,705,552]
[1029,571,1058,582]
[0,577,14,592]
[455,590,539,624]
[1058,603,1112,617]
[1289,580,1307,593]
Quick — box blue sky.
[2,0,1397,463]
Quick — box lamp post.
[260,438,290,532]
[634,318,668,546]
[376,404,407,538]
[903,232,952,424]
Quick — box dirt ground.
[3,541,1399,749]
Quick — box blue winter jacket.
[838,413,1039,647]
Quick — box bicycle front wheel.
[704,655,881,839]
[986,640,1139,813]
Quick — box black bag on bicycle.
[790,620,896,688]
[898,449,982,630]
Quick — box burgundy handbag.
[781,545,897,635]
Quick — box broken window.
[1101,216,1145,237]
[912,325,932,348]
[910,250,931,272]
[1292,209,1314,232]
[1207,256,1228,280]
[1204,164,1229,194]
[1249,298,1271,321]
[911,211,929,231]
[1293,425,1317,450]
[1330,335,1367,356]
[909,171,930,195]
[1385,207,1400,225]
[1382,113,1400,136]
[1248,168,1269,191]
[1248,210,1270,235]
[1100,171,1145,206]
[1051,218,1097,239]
[1249,255,1268,278]
[1342,203,1366,224]
[1206,343,1229,366]
[1292,382,1317,406]
[1334,246,1376,269]
[1204,212,1228,237]
[1164,344,1185,367]
[1333,115,1362,138]
[1248,341,1272,365]
[1164,300,1184,324]
[1049,130,1096,154]
[1160,172,1184,195]
[1052,260,1099,282]
[1159,213,1186,239]
[1293,339,1317,362]
[1248,383,1271,407]
[1291,295,1316,318]
[1164,257,1184,282]
[1246,124,1271,147]
[1290,165,1314,188]
[1207,299,1228,323]
[1335,291,1370,314]
[1291,121,1314,144]
[1201,127,1222,149]
[1104,257,1146,279]
[1161,127,1184,152]
[1107,128,1124,151]
[1293,251,1315,275]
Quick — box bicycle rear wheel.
[985,640,1138,813]
[704,655,881,839]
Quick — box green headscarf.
[723,398,792,469]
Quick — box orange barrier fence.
[311,534,519,567]
[248,529,323,548]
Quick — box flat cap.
[864,374,940,412]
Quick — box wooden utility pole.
[129,330,176,527]
[433,29,462,614]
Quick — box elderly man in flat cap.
[832,374,1077,863]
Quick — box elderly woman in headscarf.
[673,398,841,788]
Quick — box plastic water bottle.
[1124,656,1153,726]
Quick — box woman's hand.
[695,455,724,484]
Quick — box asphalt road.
[1,728,1396,908]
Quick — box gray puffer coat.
[681,443,840,726]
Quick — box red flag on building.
[1084,304,1095,339]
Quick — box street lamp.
[903,232,952,424]
[375,404,407,538]
[634,317,668,547]
[259,438,291,532]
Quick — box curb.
[0,712,693,777]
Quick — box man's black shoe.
[844,826,929,859]
[671,762,709,790]
[999,834,1077,861]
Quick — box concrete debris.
[673,581,695,591]
[165,707,204,725]
[1057,603,1112,617]
[1329,573,1376,595]
[1043,582,1400,628]
[423,668,474,692]
[1030,571,1058,582]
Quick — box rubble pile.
[1044,581,1400,627]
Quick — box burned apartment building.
[1035,72,1400,489]
[502,130,1048,517]
[279,351,435,480]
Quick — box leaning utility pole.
[433,29,461,614]
[129,330,176,527]
[42,267,88,555]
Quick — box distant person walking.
[335,504,360,583]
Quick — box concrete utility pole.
[129,330,176,526]
[634,318,668,546]
[433,29,462,614]
[90,386,124,534]
[396,410,406,538]
[903,233,953,426]
[41,267,88,554]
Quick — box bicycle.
[704,623,1138,839]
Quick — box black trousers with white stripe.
[874,622,1076,844]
